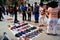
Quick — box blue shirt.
[20,5,25,11]
[33,5,39,18]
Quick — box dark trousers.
[2,10,5,15]
[14,11,19,23]
[2,14,4,19]
[6,11,9,15]
[14,11,17,21]
[35,18,39,23]
[0,13,2,20]
[22,11,26,21]
[28,13,31,21]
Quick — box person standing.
[20,3,26,21]
[27,4,31,21]
[9,5,13,17]
[39,2,46,27]
[2,6,5,15]
[14,5,19,23]
[33,2,39,23]
[31,4,33,14]
[6,5,9,15]
[0,6,2,21]
[46,1,60,36]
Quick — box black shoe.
[14,20,19,23]
[35,21,38,23]
[28,20,31,21]
[25,19,26,21]
[53,34,57,36]
[29,20,31,21]
[23,20,25,21]
[28,19,29,21]
[46,33,51,35]
[36,21,38,23]
[34,21,37,23]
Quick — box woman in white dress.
[39,2,46,27]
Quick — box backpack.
[27,7,31,13]
[28,7,31,11]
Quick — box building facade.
[0,0,60,6]
[25,0,60,5]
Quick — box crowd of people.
[0,1,60,36]
[0,4,19,22]
[0,5,13,20]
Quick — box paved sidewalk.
[0,14,60,40]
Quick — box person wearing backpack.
[20,3,26,21]
[33,2,39,23]
[27,3,31,21]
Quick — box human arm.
[45,8,50,18]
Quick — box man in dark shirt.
[20,3,26,21]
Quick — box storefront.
[25,0,59,5]
[24,0,40,5]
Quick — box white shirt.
[39,7,45,17]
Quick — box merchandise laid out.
[8,22,43,40]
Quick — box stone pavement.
[0,13,60,40]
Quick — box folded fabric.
[21,31,26,34]
[15,32,22,37]
[29,27,37,30]
[25,29,31,33]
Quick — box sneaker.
[34,21,38,23]
[34,21,37,23]
[53,34,57,36]
[46,33,51,35]
[39,25,44,27]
